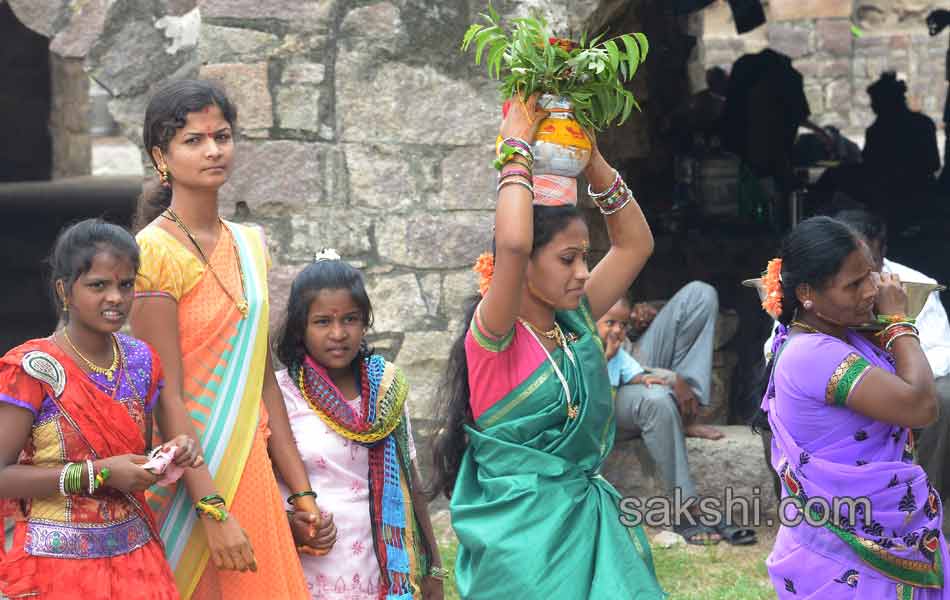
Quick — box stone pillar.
[50,55,91,178]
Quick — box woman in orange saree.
[131,80,335,600]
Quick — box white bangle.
[885,331,920,353]
[86,459,96,495]
[588,169,621,199]
[59,462,72,497]
[497,178,535,198]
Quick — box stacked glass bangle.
[493,137,534,170]
[59,461,110,496]
[588,170,622,201]
[59,462,87,496]
[495,163,534,200]
[195,494,229,522]
[876,321,920,352]
[498,167,532,183]
[588,170,632,215]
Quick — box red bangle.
[878,324,918,351]
[499,167,532,181]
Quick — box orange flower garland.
[473,252,495,296]
[761,258,784,318]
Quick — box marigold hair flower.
[761,258,784,318]
[473,252,495,297]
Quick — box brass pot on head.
[741,278,946,326]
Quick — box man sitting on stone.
[599,286,754,545]
[622,281,724,440]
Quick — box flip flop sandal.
[673,523,722,546]
[713,522,758,546]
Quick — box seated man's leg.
[615,383,697,500]
[635,281,718,406]
[918,375,950,501]
[636,281,723,439]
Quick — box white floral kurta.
[275,369,416,600]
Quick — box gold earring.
[157,165,170,186]
[56,281,68,313]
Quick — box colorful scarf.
[289,353,427,599]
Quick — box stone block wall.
[192,0,696,419]
[703,0,949,144]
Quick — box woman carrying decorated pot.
[755,216,949,598]
[428,92,665,598]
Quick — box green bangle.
[65,462,84,495]
[199,494,225,506]
[195,500,229,521]
[287,490,317,506]
[94,467,111,491]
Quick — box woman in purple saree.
[760,216,947,599]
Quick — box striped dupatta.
[142,222,269,598]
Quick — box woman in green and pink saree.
[428,94,665,599]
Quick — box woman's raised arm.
[583,139,654,321]
[478,95,548,337]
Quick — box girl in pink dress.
[273,253,444,600]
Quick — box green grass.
[650,535,776,599]
[432,514,777,599]
[437,534,462,600]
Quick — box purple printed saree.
[763,327,950,599]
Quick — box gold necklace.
[518,318,566,349]
[518,318,578,419]
[63,330,120,381]
[790,320,822,335]
[163,209,249,317]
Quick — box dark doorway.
[0,3,52,182]
[0,178,140,354]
